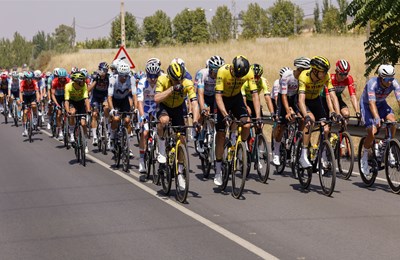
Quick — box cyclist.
[214,55,262,186]
[64,72,91,153]
[137,61,161,173]
[297,56,342,168]
[194,55,225,153]
[154,61,200,190]
[321,59,360,120]
[271,68,288,113]
[0,72,10,113]
[34,70,46,122]
[272,57,310,165]
[20,71,40,137]
[51,68,70,140]
[107,62,136,154]
[71,66,79,75]
[88,62,111,146]
[8,71,21,119]
[360,64,400,174]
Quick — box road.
[0,119,399,260]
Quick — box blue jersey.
[361,77,400,106]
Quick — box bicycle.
[157,123,191,203]
[246,117,270,183]
[69,113,88,166]
[62,107,70,149]
[96,104,109,155]
[11,99,19,127]
[358,121,400,193]
[2,95,8,124]
[197,113,216,179]
[23,103,35,143]
[111,112,132,173]
[294,119,337,196]
[219,117,249,199]
[143,120,159,183]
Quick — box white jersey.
[272,79,280,100]
[279,70,298,97]
[194,68,216,96]
[137,77,157,118]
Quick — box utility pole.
[72,17,76,47]
[120,0,126,47]
[293,6,297,35]
[232,0,237,40]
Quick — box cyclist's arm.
[138,101,144,117]
[328,90,341,115]
[88,81,96,93]
[191,99,200,123]
[264,94,274,114]
[368,100,379,120]
[298,93,307,117]
[350,93,360,114]
[325,92,334,115]
[251,91,261,119]
[154,87,173,104]
[197,88,205,111]
[85,98,91,112]
[215,92,228,117]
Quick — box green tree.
[322,6,341,33]
[142,10,172,46]
[209,6,232,42]
[337,0,349,32]
[314,2,322,33]
[0,38,12,69]
[53,24,75,53]
[77,38,111,49]
[32,31,48,59]
[346,0,400,76]
[110,12,141,48]
[173,8,209,44]
[11,32,32,67]
[267,0,303,37]
[240,3,267,39]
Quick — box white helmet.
[34,70,42,78]
[147,57,161,66]
[53,67,60,76]
[111,58,122,69]
[279,67,291,77]
[294,57,311,69]
[146,62,161,75]
[378,64,395,78]
[80,68,88,77]
[171,58,185,68]
[117,63,130,76]
[208,55,225,70]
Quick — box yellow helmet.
[167,61,185,81]
[310,56,330,72]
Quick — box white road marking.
[41,129,279,260]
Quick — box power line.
[75,14,119,30]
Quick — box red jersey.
[52,77,71,96]
[323,74,356,97]
[20,79,39,96]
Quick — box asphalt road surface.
[0,119,399,260]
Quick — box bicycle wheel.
[256,134,270,183]
[295,136,312,189]
[101,120,108,155]
[175,143,190,203]
[122,128,130,172]
[160,164,172,195]
[63,120,70,149]
[28,112,33,143]
[318,140,336,196]
[97,123,103,152]
[384,139,400,193]
[231,141,247,199]
[13,103,18,127]
[336,131,354,180]
[357,137,377,187]
[152,139,161,185]
[79,125,86,167]
[220,141,231,191]
[74,127,80,162]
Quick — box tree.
[32,31,48,59]
[11,32,32,67]
[53,24,75,53]
[77,38,111,49]
[267,0,303,37]
[142,10,172,46]
[321,6,341,33]
[110,12,141,48]
[173,8,209,44]
[209,6,232,42]
[240,3,265,39]
[314,2,322,33]
[346,0,400,76]
[337,0,349,33]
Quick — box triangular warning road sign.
[114,46,136,69]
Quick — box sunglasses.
[147,73,158,79]
[382,77,394,83]
[338,72,348,77]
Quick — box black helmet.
[232,55,250,78]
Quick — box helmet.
[310,56,330,72]
[378,64,395,78]
[167,61,185,81]
[117,63,130,76]
[53,68,60,76]
[71,66,79,74]
[46,71,51,77]
[98,62,109,71]
[146,62,161,75]
[19,72,24,79]
[171,58,185,68]
[279,67,291,77]
[205,59,210,69]
[70,72,86,82]
[251,64,263,77]
[11,71,19,78]
[232,55,250,78]
[208,55,225,70]
[294,57,311,69]
[34,70,42,78]
[57,68,68,78]
[1,72,8,80]
[24,71,34,79]
[336,59,351,74]
[147,57,161,66]
[80,68,88,77]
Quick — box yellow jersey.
[298,69,334,100]
[215,64,258,97]
[64,82,88,102]
[241,77,270,102]
[155,75,197,108]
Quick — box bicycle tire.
[151,139,161,185]
[122,128,130,172]
[101,120,108,155]
[256,134,270,183]
[28,111,33,143]
[79,125,86,167]
[295,135,312,189]
[175,143,190,203]
[336,131,354,180]
[318,140,336,196]
[220,141,231,191]
[200,150,212,179]
[160,164,172,195]
[74,127,80,162]
[384,139,400,193]
[231,141,247,199]
[13,103,18,127]
[97,123,103,152]
[63,119,70,149]
[357,137,377,187]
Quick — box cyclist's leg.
[91,99,100,140]
[156,104,170,163]
[231,94,250,141]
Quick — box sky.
[3,0,327,42]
